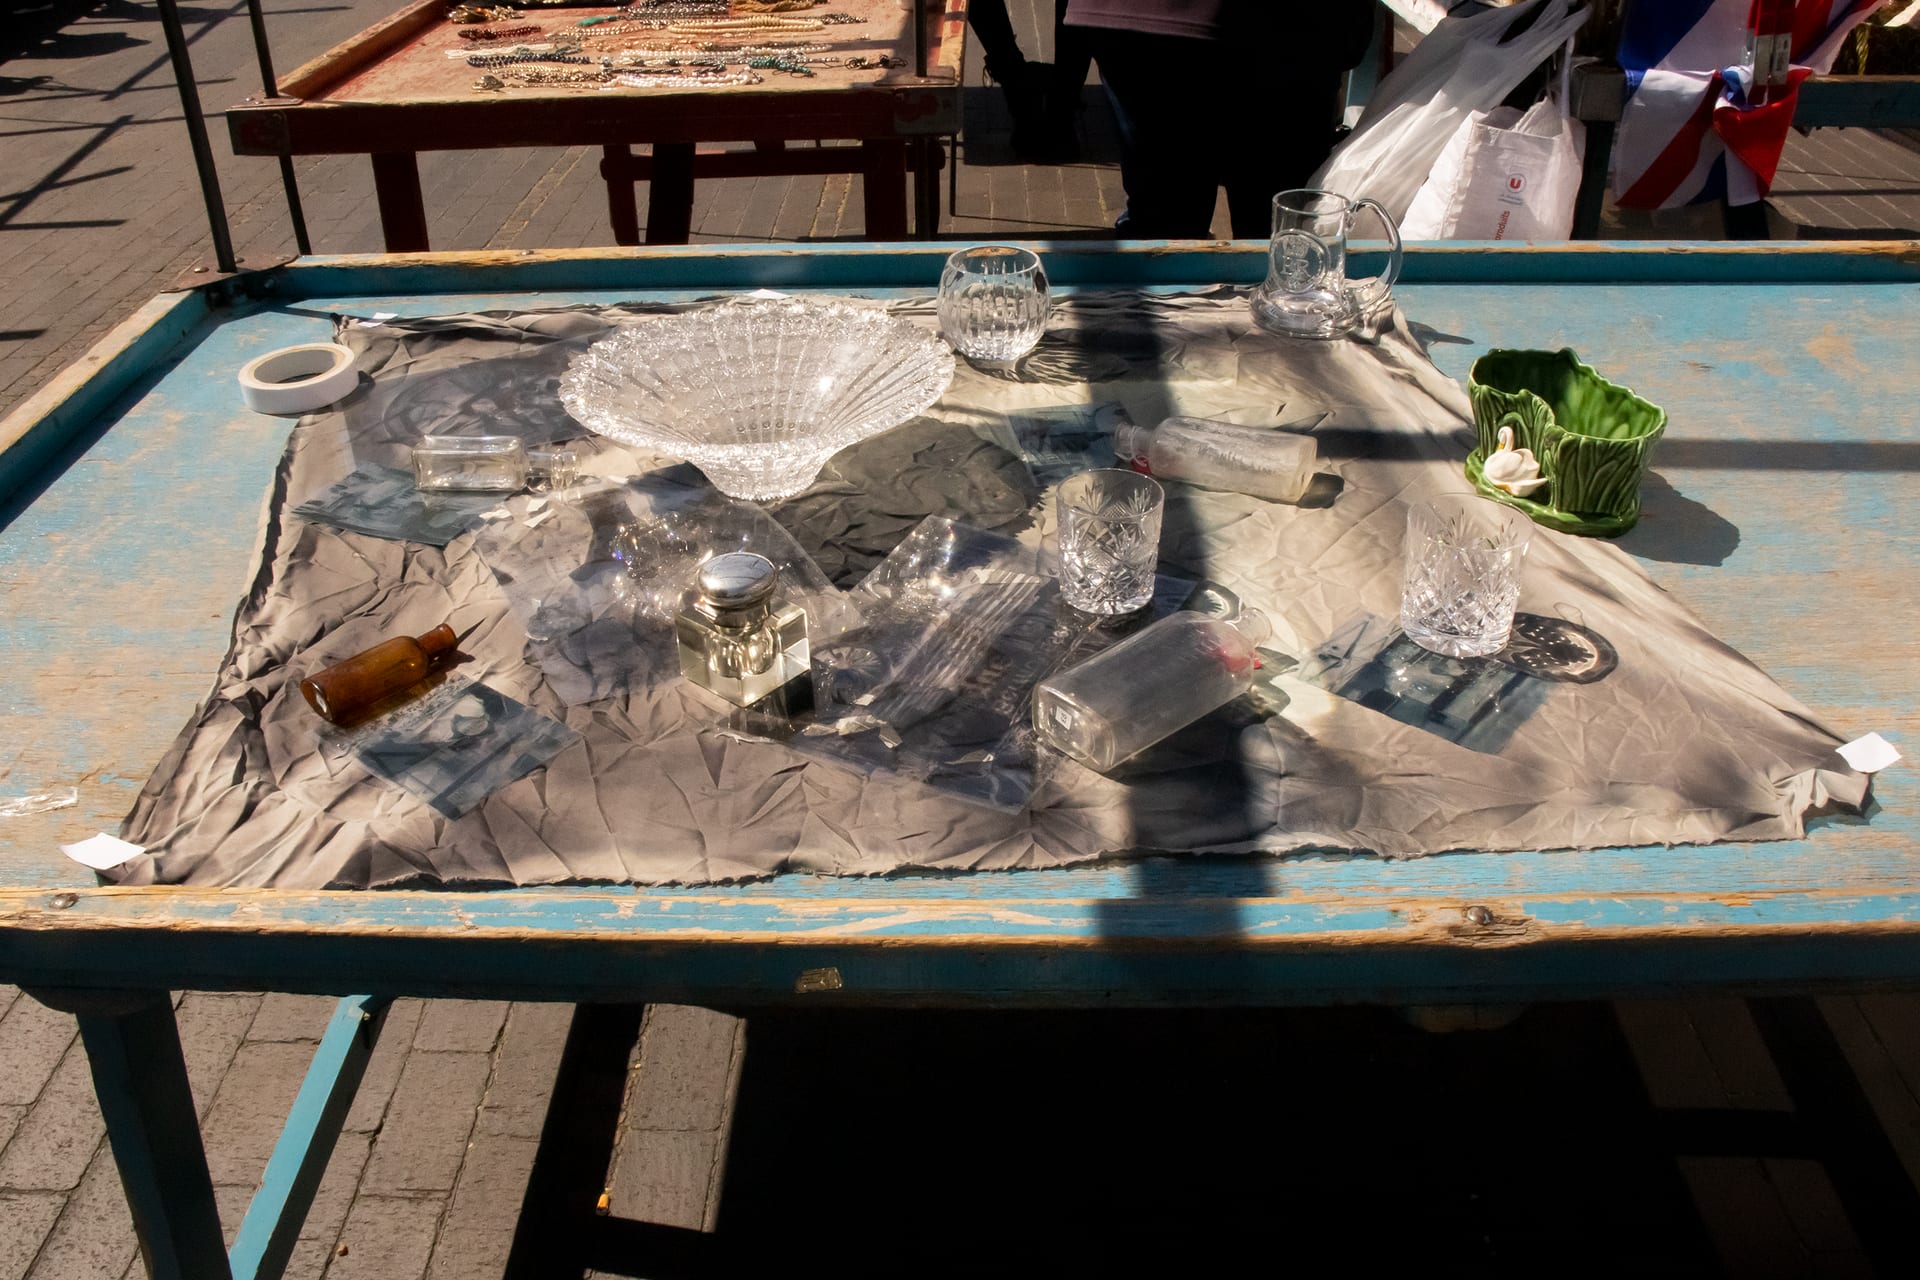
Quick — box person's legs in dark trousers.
[1042,0,1094,159]
[1220,2,1378,238]
[969,0,1044,149]
[1090,29,1221,238]
[968,0,1026,78]
[1221,65,1349,238]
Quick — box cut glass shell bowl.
[559,297,956,501]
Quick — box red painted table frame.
[226,0,967,250]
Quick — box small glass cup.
[1399,495,1532,658]
[1056,468,1164,616]
[937,245,1050,366]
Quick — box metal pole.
[153,0,238,273]
[243,0,311,255]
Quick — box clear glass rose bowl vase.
[559,297,956,501]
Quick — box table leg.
[911,138,942,239]
[369,152,431,252]
[645,143,696,246]
[28,988,232,1280]
[1571,119,1614,240]
[861,140,910,241]
[231,997,390,1280]
[601,145,641,247]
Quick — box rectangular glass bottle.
[411,435,529,492]
[1033,609,1269,773]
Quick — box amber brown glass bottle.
[299,624,457,724]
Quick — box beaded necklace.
[746,53,814,76]
[678,12,862,29]
[467,45,593,67]
[447,5,518,24]
[611,68,765,87]
[627,0,730,14]
[499,65,619,86]
[602,40,830,56]
[458,24,542,41]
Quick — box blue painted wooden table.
[0,242,1915,1277]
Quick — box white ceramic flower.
[1484,424,1548,497]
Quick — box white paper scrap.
[61,833,146,871]
[1838,733,1901,774]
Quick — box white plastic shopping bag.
[1312,0,1590,223]
[1402,56,1587,240]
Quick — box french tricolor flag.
[1612,0,1887,208]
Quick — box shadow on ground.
[523,1003,1723,1278]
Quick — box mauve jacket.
[1063,0,1375,63]
[1061,0,1230,39]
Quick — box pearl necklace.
[668,17,829,33]
[611,68,765,88]
[604,41,832,57]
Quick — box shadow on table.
[1622,470,1743,567]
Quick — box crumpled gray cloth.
[115,291,1870,888]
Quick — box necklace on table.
[447,5,519,24]
[666,17,828,33]
[746,52,815,76]
[501,65,619,85]
[604,40,831,56]
[458,24,542,40]
[627,0,730,13]
[611,67,766,87]
[467,44,593,67]
[603,46,901,72]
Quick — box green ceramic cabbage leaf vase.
[1465,348,1667,537]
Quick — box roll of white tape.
[237,343,359,415]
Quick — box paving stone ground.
[7,3,1920,1277]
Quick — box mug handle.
[1350,196,1404,313]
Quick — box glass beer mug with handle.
[1251,189,1404,340]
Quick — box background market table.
[225,0,967,250]
[1,241,1917,1277]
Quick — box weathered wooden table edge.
[224,0,969,248]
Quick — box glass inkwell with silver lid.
[675,551,813,716]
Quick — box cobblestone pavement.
[6,2,1920,1277]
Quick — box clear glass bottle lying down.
[675,551,813,716]
[1114,416,1318,504]
[411,435,529,492]
[1032,608,1272,773]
